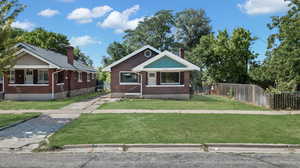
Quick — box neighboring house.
[103,45,200,99]
[1,43,96,100]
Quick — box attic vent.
[144,50,152,57]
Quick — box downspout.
[52,70,63,100]
[140,72,143,98]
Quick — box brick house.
[103,45,200,99]
[0,43,96,100]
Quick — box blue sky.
[13,0,290,67]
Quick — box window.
[144,50,152,57]
[9,70,15,84]
[0,73,3,83]
[78,72,82,82]
[161,72,180,85]
[38,70,48,84]
[57,71,64,84]
[87,73,91,82]
[120,72,139,84]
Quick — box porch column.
[48,69,56,93]
[184,71,190,93]
[140,71,147,96]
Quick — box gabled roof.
[132,51,200,72]
[16,43,96,72]
[102,45,161,72]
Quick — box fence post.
[252,85,255,104]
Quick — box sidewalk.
[93,109,300,115]
[0,109,299,115]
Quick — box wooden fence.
[212,83,300,110]
[269,93,300,110]
[212,83,270,108]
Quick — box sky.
[13,0,290,67]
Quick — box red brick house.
[103,45,200,99]
[0,43,96,100]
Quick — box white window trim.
[146,85,184,87]
[144,50,152,57]
[87,73,91,82]
[38,70,49,84]
[78,71,82,83]
[8,84,49,87]
[160,72,181,85]
[119,71,140,85]
[9,70,15,84]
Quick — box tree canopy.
[191,28,257,84]
[0,0,25,72]
[103,9,212,66]
[249,0,300,92]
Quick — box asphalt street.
[0,152,300,168]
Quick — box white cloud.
[67,5,113,24]
[11,21,35,30]
[38,9,59,17]
[238,0,290,15]
[99,5,144,33]
[70,35,100,46]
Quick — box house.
[0,43,96,100]
[103,45,200,99]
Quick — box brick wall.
[3,69,96,95]
[111,49,159,93]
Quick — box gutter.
[52,70,64,100]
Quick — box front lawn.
[0,113,40,128]
[49,113,300,147]
[0,92,102,110]
[99,95,267,110]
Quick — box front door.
[148,72,156,85]
[25,69,33,84]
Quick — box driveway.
[0,115,72,151]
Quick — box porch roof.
[132,51,200,72]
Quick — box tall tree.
[18,28,70,55]
[73,47,93,66]
[175,9,211,50]
[191,28,257,83]
[251,0,300,92]
[124,10,175,51]
[0,0,25,72]
[102,42,133,66]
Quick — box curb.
[61,143,300,153]
[205,143,300,149]
[0,114,40,132]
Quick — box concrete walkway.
[0,109,299,115]
[93,109,300,115]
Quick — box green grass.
[48,113,300,147]
[0,113,40,128]
[0,92,103,110]
[99,95,267,110]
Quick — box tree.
[18,28,70,55]
[251,0,300,92]
[124,10,176,51]
[73,47,93,66]
[175,9,212,50]
[0,0,25,72]
[102,42,133,66]
[191,28,257,84]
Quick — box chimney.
[179,48,184,59]
[66,46,74,65]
